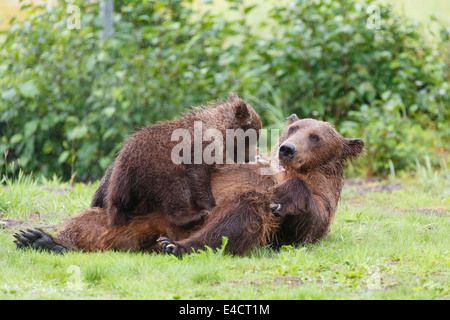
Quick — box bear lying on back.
[158,115,365,255]
[94,92,262,227]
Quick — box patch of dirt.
[0,216,59,233]
[394,208,449,217]
[229,279,266,286]
[229,277,307,287]
[273,277,304,287]
[344,178,403,195]
[42,187,74,195]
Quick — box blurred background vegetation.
[0,0,449,181]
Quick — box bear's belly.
[211,163,277,206]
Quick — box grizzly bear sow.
[158,115,365,255]
[14,116,364,256]
[94,92,261,228]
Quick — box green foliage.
[0,0,249,180]
[340,93,438,176]
[0,169,96,220]
[252,0,449,125]
[248,0,449,177]
[0,0,448,180]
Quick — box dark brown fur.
[97,93,261,228]
[14,116,363,256]
[158,115,364,255]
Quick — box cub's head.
[225,92,262,163]
[228,92,262,133]
[277,114,364,172]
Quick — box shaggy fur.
[14,116,363,256]
[159,115,364,255]
[93,92,262,228]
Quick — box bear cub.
[94,93,262,228]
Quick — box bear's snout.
[279,143,296,161]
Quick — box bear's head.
[227,92,262,133]
[277,114,364,173]
[224,92,262,163]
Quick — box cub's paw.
[13,228,68,254]
[157,237,186,257]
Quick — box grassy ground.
[0,0,448,301]
[0,170,448,300]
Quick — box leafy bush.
[340,93,438,176]
[0,0,251,180]
[247,0,449,176]
[0,0,448,180]
[249,0,449,125]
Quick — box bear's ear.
[228,92,239,102]
[343,138,364,159]
[286,114,300,125]
[235,101,250,122]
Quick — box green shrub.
[0,0,251,180]
[340,93,438,177]
[249,0,449,125]
[247,0,449,176]
[0,0,448,180]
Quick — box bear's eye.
[309,134,320,142]
[288,127,297,135]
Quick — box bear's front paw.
[270,201,301,217]
[270,203,283,217]
[198,209,210,220]
[157,237,186,256]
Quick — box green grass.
[0,171,448,300]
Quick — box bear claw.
[13,228,68,254]
[157,237,186,256]
[270,203,282,217]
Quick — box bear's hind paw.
[13,228,68,254]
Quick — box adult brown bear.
[14,116,364,255]
[158,115,364,255]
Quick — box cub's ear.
[286,114,300,125]
[228,92,239,102]
[235,101,250,122]
[343,138,364,159]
